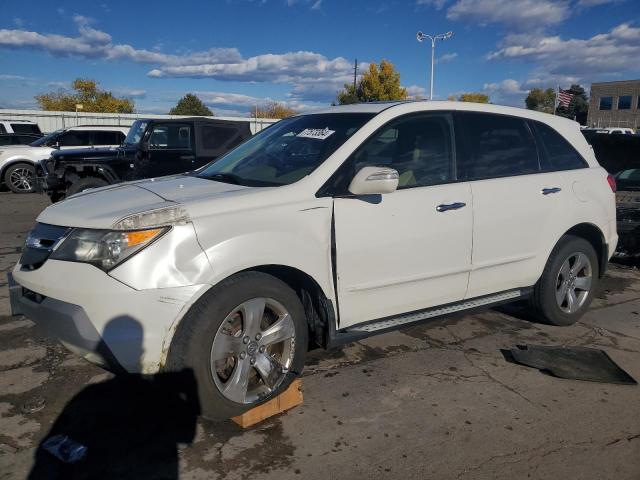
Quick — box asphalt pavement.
[1,191,639,480]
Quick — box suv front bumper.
[11,260,207,374]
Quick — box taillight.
[607,174,617,193]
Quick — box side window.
[456,112,539,180]
[93,131,122,145]
[599,97,613,110]
[201,125,238,149]
[532,122,587,171]
[58,131,94,147]
[148,124,192,150]
[350,114,454,189]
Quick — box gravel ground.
[1,191,639,480]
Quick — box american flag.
[557,88,574,108]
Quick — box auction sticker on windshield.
[297,127,335,140]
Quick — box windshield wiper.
[203,173,243,185]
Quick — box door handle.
[541,187,562,195]
[436,202,466,212]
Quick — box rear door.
[456,112,571,298]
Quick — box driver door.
[332,113,473,327]
[138,123,195,178]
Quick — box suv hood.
[36,175,251,229]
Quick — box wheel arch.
[1,158,35,183]
[561,222,608,278]
[63,163,118,184]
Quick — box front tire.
[530,235,598,326]
[166,272,308,420]
[66,177,108,196]
[5,163,35,193]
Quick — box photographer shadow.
[28,316,200,480]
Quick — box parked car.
[580,128,609,144]
[0,126,128,194]
[10,101,616,419]
[37,118,252,201]
[589,134,640,255]
[606,127,635,135]
[0,133,43,146]
[0,120,42,135]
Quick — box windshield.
[29,129,63,147]
[124,120,149,145]
[197,113,374,187]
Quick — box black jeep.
[37,117,252,201]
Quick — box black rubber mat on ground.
[507,345,637,385]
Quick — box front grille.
[20,223,71,271]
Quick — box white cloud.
[114,88,147,98]
[436,52,458,63]
[487,23,640,78]
[406,85,427,99]
[311,0,322,9]
[0,19,355,103]
[0,74,28,81]
[577,0,621,5]
[416,0,448,9]
[482,78,528,106]
[447,0,570,30]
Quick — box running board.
[345,289,523,334]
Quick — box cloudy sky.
[0,0,639,116]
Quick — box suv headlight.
[50,227,168,271]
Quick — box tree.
[169,94,213,116]
[525,88,556,114]
[251,101,298,119]
[457,93,490,103]
[556,84,589,125]
[337,60,408,105]
[36,79,134,113]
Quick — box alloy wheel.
[555,252,592,314]
[210,297,296,404]
[9,167,34,192]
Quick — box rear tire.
[166,272,308,420]
[5,163,35,193]
[66,177,108,196]
[530,235,599,326]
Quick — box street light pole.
[417,30,453,100]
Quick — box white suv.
[11,102,617,418]
[0,125,128,193]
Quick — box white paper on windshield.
[297,127,335,140]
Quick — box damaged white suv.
[11,101,617,418]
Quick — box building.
[587,80,640,131]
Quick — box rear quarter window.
[11,123,41,134]
[532,122,588,171]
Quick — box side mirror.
[348,166,399,195]
[54,141,60,149]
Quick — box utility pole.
[416,31,453,100]
[353,59,358,91]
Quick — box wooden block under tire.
[232,379,303,428]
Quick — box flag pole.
[554,85,559,115]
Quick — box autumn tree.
[251,101,298,119]
[525,88,556,114]
[457,92,490,103]
[36,79,134,113]
[169,94,213,116]
[337,60,408,105]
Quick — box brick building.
[587,80,640,131]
